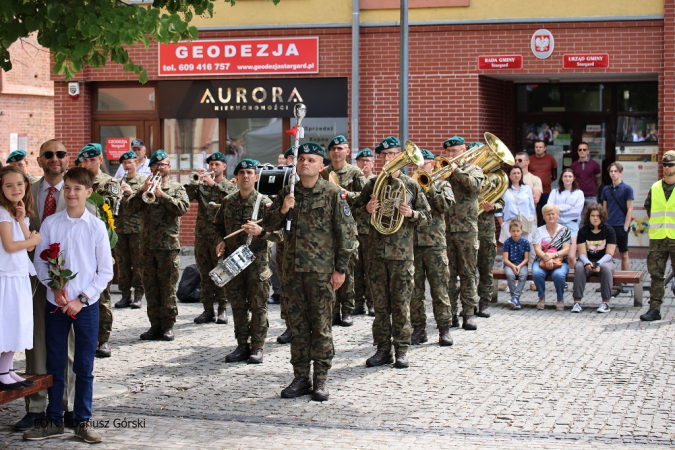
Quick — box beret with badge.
[467,142,483,150]
[375,137,401,154]
[420,149,435,161]
[118,151,138,163]
[234,158,260,175]
[79,143,103,159]
[328,135,348,150]
[149,149,168,166]
[355,148,374,160]
[6,150,27,163]
[297,142,325,158]
[443,136,465,149]
[206,152,226,164]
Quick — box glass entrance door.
[92,120,160,176]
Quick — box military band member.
[6,150,38,184]
[353,137,431,369]
[127,150,190,341]
[410,149,454,346]
[185,152,237,325]
[113,151,146,309]
[78,143,120,358]
[324,135,366,327]
[264,143,357,402]
[215,159,280,364]
[442,136,485,331]
[353,148,377,316]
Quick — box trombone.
[142,173,162,204]
[190,171,214,185]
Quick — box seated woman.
[548,168,584,267]
[572,203,617,313]
[532,203,572,310]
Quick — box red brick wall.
[662,0,675,180]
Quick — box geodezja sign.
[531,29,554,59]
[158,37,319,76]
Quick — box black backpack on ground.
[177,264,201,303]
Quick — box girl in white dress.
[0,166,41,390]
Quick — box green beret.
[206,152,226,163]
[420,149,435,160]
[355,148,374,160]
[80,143,102,158]
[297,142,325,158]
[149,149,168,166]
[284,147,294,159]
[328,135,348,150]
[74,155,82,166]
[6,150,27,163]
[663,150,675,163]
[375,137,401,154]
[118,151,138,163]
[443,136,465,149]
[467,142,483,150]
[234,158,260,175]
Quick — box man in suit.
[15,139,77,431]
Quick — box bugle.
[190,171,214,185]
[142,173,162,204]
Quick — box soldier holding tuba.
[352,137,431,370]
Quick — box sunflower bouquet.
[87,192,118,249]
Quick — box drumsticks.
[222,219,263,240]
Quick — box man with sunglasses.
[571,142,601,225]
[642,150,675,322]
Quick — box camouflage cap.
[467,141,483,150]
[149,149,169,166]
[355,148,374,160]
[131,139,145,148]
[443,136,465,149]
[79,143,102,158]
[234,158,260,175]
[420,149,435,161]
[297,142,325,158]
[375,137,401,154]
[118,151,138,163]
[6,150,27,163]
[328,135,348,150]
[206,152,226,163]
[663,150,675,163]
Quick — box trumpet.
[190,171,214,184]
[142,173,162,204]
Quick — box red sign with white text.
[563,54,610,69]
[158,37,319,76]
[478,55,523,70]
[106,138,130,160]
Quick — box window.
[163,119,219,182]
[617,83,658,112]
[226,118,283,177]
[517,83,611,113]
[97,87,156,111]
[617,116,658,144]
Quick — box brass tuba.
[371,140,425,235]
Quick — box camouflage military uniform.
[214,190,280,349]
[644,182,675,313]
[185,178,237,312]
[354,173,377,312]
[27,173,39,184]
[476,197,504,304]
[92,171,120,344]
[115,173,145,300]
[445,164,485,317]
[127,179,190,330]
[264,178,357,380]
[325,163,366,315]
[353,174,431,353]
[411,180,454,330]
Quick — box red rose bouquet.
[40,243,78,318]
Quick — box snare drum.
[209,245,256,287]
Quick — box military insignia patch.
[343,204,352,216]
[340,193,346,200]
[182,188,190,203]
[110,184,119,195]
[265,202,272,208]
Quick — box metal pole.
[351,0,360,153]
[399,0,409,143]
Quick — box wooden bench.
[0,374,53,406]
[491,269,645,306]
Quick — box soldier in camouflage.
[324,135,367,327]
[410,149,454,347]
[264,142,357,402]
[353,137,431,369]
[215,159,281,364]
[353,148,377,316]
[6,150,39,184]
[185,151,237,325]
[442,136,485,331]
[476,175,505,318]
[127,150,190,341]
[113,151,146,310]
[78,143,120,358]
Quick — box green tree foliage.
[0,0,279,83]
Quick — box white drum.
[209,245,256,287]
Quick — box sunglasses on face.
[42,151,67,160]
[664,163,675,168]
[515,158,525,162]
[578,148,589,152]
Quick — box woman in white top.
[496,165,536,244]
[547,168,584,267]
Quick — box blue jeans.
[44,302,98,424]
[532,261,569,300]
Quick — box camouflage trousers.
[646,237,675,312]
[195,239,227,310]
[335,251,356,311]
[411,246,451,329]
[447,230,479,316]
[370,258,414,353]
[98,249,114,342]
[225,261,271,349]
[354,235,374,310]
[116,233,144,299]
[284,271,335,380]
[276,242,289,325]
[141,248,180,329]
[476,230,498,302]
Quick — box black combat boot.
[114,297,131,308]
[352,303,366,315]
[216,305,228,324]
[248,348,263,364]
[140,327,162,340]
[475,299,491,318]
[194,308,216,324]
[95,342,111,358]
[332,309,341,326]
[366,350,393,367]
[410,328,428,345]
[640,309,662,321]
[393,351,409,369]
[462,315,477,330]
[161,327,175,341]
[280,377,312,398]
[129,295,143,309]
[340,306,353,327]
[367,305,375,317]
[277,328,292,344]
[312,378,329,402]
[438,328,453,346]
[451,314,460,328]
[225,344,251,362]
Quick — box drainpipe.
[399,0,409,143]
[351,0,360,152]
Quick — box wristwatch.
[77,294,89,306]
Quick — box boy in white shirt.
[26,167,113,444]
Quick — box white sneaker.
[571,303,582,313]
[597,303,611,313]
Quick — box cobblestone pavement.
[1,251,673,449]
